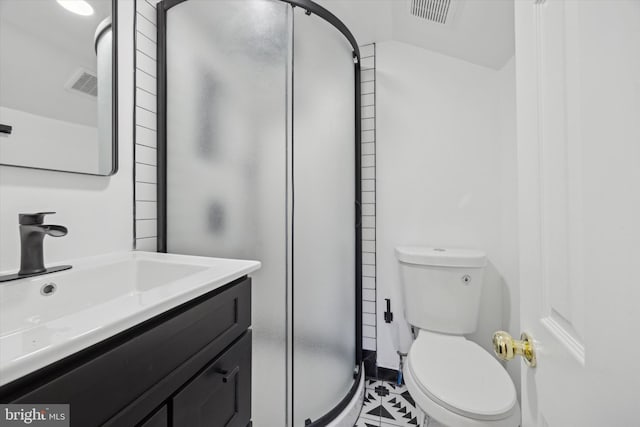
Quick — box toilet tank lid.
[395,246,487,268]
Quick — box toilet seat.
[406,331,518,422]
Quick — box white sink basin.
[0,251,260,387]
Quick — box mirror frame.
[0,0,118,176]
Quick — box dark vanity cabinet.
[173,332,251,427]
[139,406,168,427]
[0,277,253,427]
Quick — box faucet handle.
[19,212,57,225]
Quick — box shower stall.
[155,1,362,425]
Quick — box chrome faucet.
[0,212,72,283]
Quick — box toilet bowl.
[404,331,519,427]
[395,247,520,427]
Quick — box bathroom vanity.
[0,252,260,427]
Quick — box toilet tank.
[395,247,487,334]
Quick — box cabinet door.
[138,405,167,427]
[173,332,251,427]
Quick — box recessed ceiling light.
[57,0,94,16]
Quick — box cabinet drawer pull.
[215,366,239,383]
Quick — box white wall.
[0,16,98,128]
[0,0,134,271]
[375,41,519,390]
[359,44,378,352]
[133,0,160,251]
[0,106,99,173]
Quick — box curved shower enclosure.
[155,1,362,425]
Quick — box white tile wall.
[360,43,377,351]
[132,10,377,352]
[134,0,160,251]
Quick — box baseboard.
[376,367,400,383]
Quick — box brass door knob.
[492,331,536,367]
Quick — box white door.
[514,0,640,426]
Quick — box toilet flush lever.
[492,331,536,368]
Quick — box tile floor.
[355,379,420,426]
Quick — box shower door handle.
[355,200,362,228]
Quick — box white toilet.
[395,246,520,427]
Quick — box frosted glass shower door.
[292,8,357,426]
[164,1,290,426]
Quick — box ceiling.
[317,0,515,70]
[0,0,111,127]
[0,0,111,66]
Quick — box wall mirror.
[0,0,117,176]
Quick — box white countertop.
[0,251,260,387]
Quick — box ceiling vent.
[65,68,98,98]
[409,0,456,25]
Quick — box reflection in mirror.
[0,0,116,175]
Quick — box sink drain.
[40,283,57,296]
